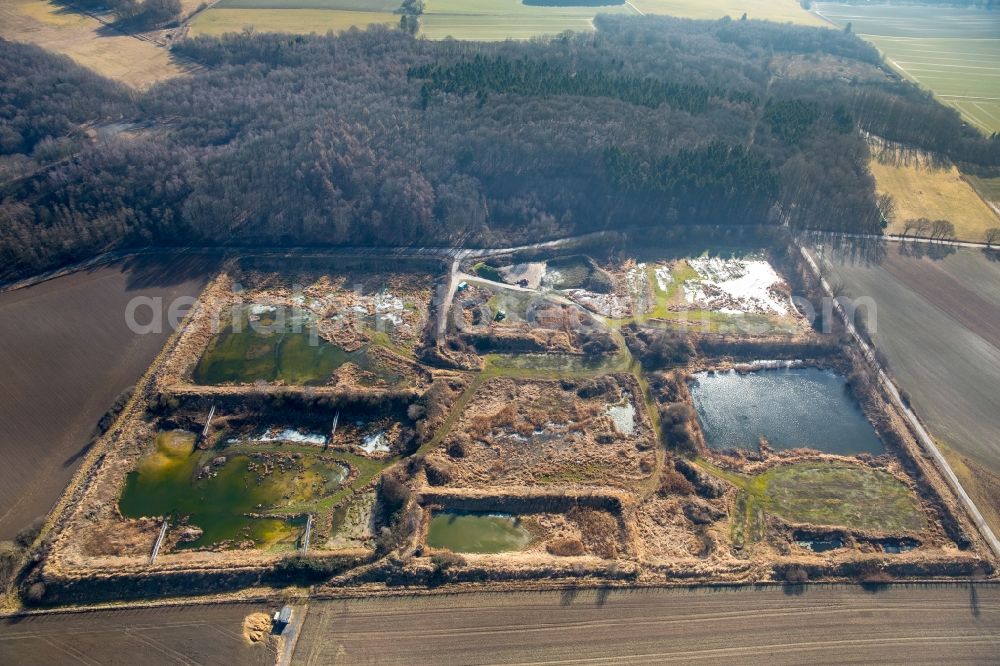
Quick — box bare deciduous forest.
[2,15,998,281]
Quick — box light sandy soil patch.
[453,282,600,353]
[497,262,546,289]
[0,0,186,88]
[242,612,273,643]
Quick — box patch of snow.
[360,431,391,454]
[607,401,635,435]
[654,266,673,292]
[625,263,646,294]
[540,268,564,290]
[564,289,630,319]
[378,312,404,327]
[249,304,277,316]
[373,292,404,313]
[230,428,327,446]
[684,257,789,315]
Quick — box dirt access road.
[293,585,1000,664]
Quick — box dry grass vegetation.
[0,0,185,88]
[870,157,1000,242]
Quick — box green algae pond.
[426,512,534,554]
[192,305,400,386]
[118,430,348,549]
[689,367,882,455]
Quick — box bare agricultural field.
[419,0,637,41]
[189,8,397,36]
[631,0,825,26]
[0,255,214,540]
[870,158,1000,243]
[821,242,1000,534]
[294,586,1000,665]
[0,0,185,89]
[0,603,279,665]
[815,3,1000,134]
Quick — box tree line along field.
[814,3,1000,135]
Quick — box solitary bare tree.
[985,228,1000,247]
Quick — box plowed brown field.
[0,255,213,539]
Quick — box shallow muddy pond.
[426,512,533,554]
[119,430,347,549]
[689,368,882,455]
[193,306,400,386]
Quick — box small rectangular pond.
[689,367,882,455]
[426,511,533,554]
[192,305,401,386]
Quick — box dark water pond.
[689,368,882,455]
